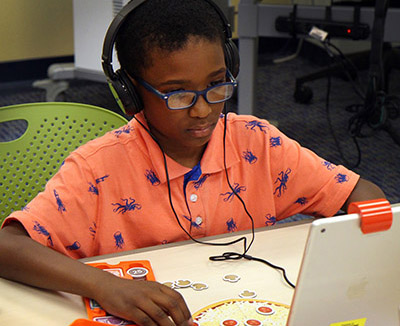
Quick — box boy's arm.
[341,177,386,212]
[0,221,192,326]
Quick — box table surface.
[0,221,311,326]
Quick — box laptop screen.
[287,204,400,326]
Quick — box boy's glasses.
[134,70,238,110]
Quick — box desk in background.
[0,221,310,326]
[237,1,400,115]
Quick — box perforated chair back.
[0,102,128,223]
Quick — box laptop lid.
[287,203,400,326]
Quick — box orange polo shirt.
[3,113,359,258]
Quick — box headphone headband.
[102,0,147,81]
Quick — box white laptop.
[287,202,400,326]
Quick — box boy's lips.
[187,123,215,138]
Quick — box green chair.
[0,102,128,224]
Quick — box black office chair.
[294,0,400,146]
[294,0,400,104]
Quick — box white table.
[0,221,311,326]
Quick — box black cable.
[344,0,400,146]
[323,41,362,168]
[133,114,252,253]
[317,34,400,164]
[306,0,399,151]
[211,109,255,258]
[209,109,295,288]
[133,108,295,288]
[323,40,365,100]
[321,39,386,138]
[242,254,296,289]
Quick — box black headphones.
[101,0,240,116]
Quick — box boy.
[0,0,385,325]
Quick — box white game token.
[223,274,240,283]
[174,279,193,288]
[191,282,208,291]
[239,290,257,298]
[126,267,148,280]
[162,281,175,289]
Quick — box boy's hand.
[0,222,192,326]
[94,274,193,326]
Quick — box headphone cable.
[133,114,250,252]
[133,110,295,289]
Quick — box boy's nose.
[189,95,212,118]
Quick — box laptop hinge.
[348,198,392,234]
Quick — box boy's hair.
[115,0,226,77]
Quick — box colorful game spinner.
[83,260,156,325]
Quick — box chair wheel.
[294,85,313,104]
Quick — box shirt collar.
[132,113,240,184]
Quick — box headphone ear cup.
[109,69,143,116]
[224,39,240,78]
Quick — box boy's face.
[135,36,227,166]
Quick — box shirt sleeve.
[2,152,99,258]
[267,124,360,219]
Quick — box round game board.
[192,299,290,326]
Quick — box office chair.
[0,102,128,224]
[292,0,400,146]
[294,0,400,104]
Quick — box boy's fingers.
[154,286,192,326]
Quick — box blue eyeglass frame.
[134,70,238,110]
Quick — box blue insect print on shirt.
[88,182,99,195]
[145,169,160,186]
[113,125,133,138]
[96,175,109,184]
[265,214,276,226]
[112,197,142,214]
[244,120,269,133]
[242,150,258,164]
[273,168,291,197]
[193,174,210,190]
[270,136,282,147]
[89,222,97,240]
[183,215,202,229]
[21,205,30,211]
[66,241,81,251]
[322,160,336,171]
[53,189,66,212]
[220,183,247,202]
[33,221,54,247]
[226,218,238,232]
[335,173,349,183]
[114,231,125,249]
[295,197,308,206]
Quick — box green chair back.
[0,102,128,223]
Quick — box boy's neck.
[164,145,206,169]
